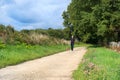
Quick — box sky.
[0,0,71,30]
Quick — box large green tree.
[63,0,120,44]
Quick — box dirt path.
[0,47,87,80]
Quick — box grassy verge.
[75,42,92,47]
[0,44,69,69]
[73,46,120,80]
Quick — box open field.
[73,46,120,80]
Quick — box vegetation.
[0,24,70,68]
[73,46,120,80]
[63,1,120,79]
[0,44,69,69]
[1,2,120,80]
[0,24,70,45]
[63,0,120,45]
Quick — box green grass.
[0,44,69,69]
[75,42,92,47]
[73,46,120,80]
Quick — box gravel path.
[0,47,86,80]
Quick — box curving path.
[0,47,87,80]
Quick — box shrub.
[0,40,6,49]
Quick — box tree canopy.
[63,0,120,45]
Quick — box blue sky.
[0,0,71,30]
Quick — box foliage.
[0,40,5,49]
[63,0,120,45]
[0,25,70,68]
[47,28,66,39]
[0,24,69,45]
[73,46,120,80]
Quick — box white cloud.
[0,0,71,30]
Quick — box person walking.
[71,35,75,51]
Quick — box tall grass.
[24,33,69,45]
[73,46,120,80]
[0,44,69,69]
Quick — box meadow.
[0,44,69,69]
[73,46,120,80]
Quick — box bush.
[0,40,6,49]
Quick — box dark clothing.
[71,43,74,51]
[71,37,75,51]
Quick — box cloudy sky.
[0,0,71,30]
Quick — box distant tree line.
[0,24,69,45]
[62,0,120,45]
